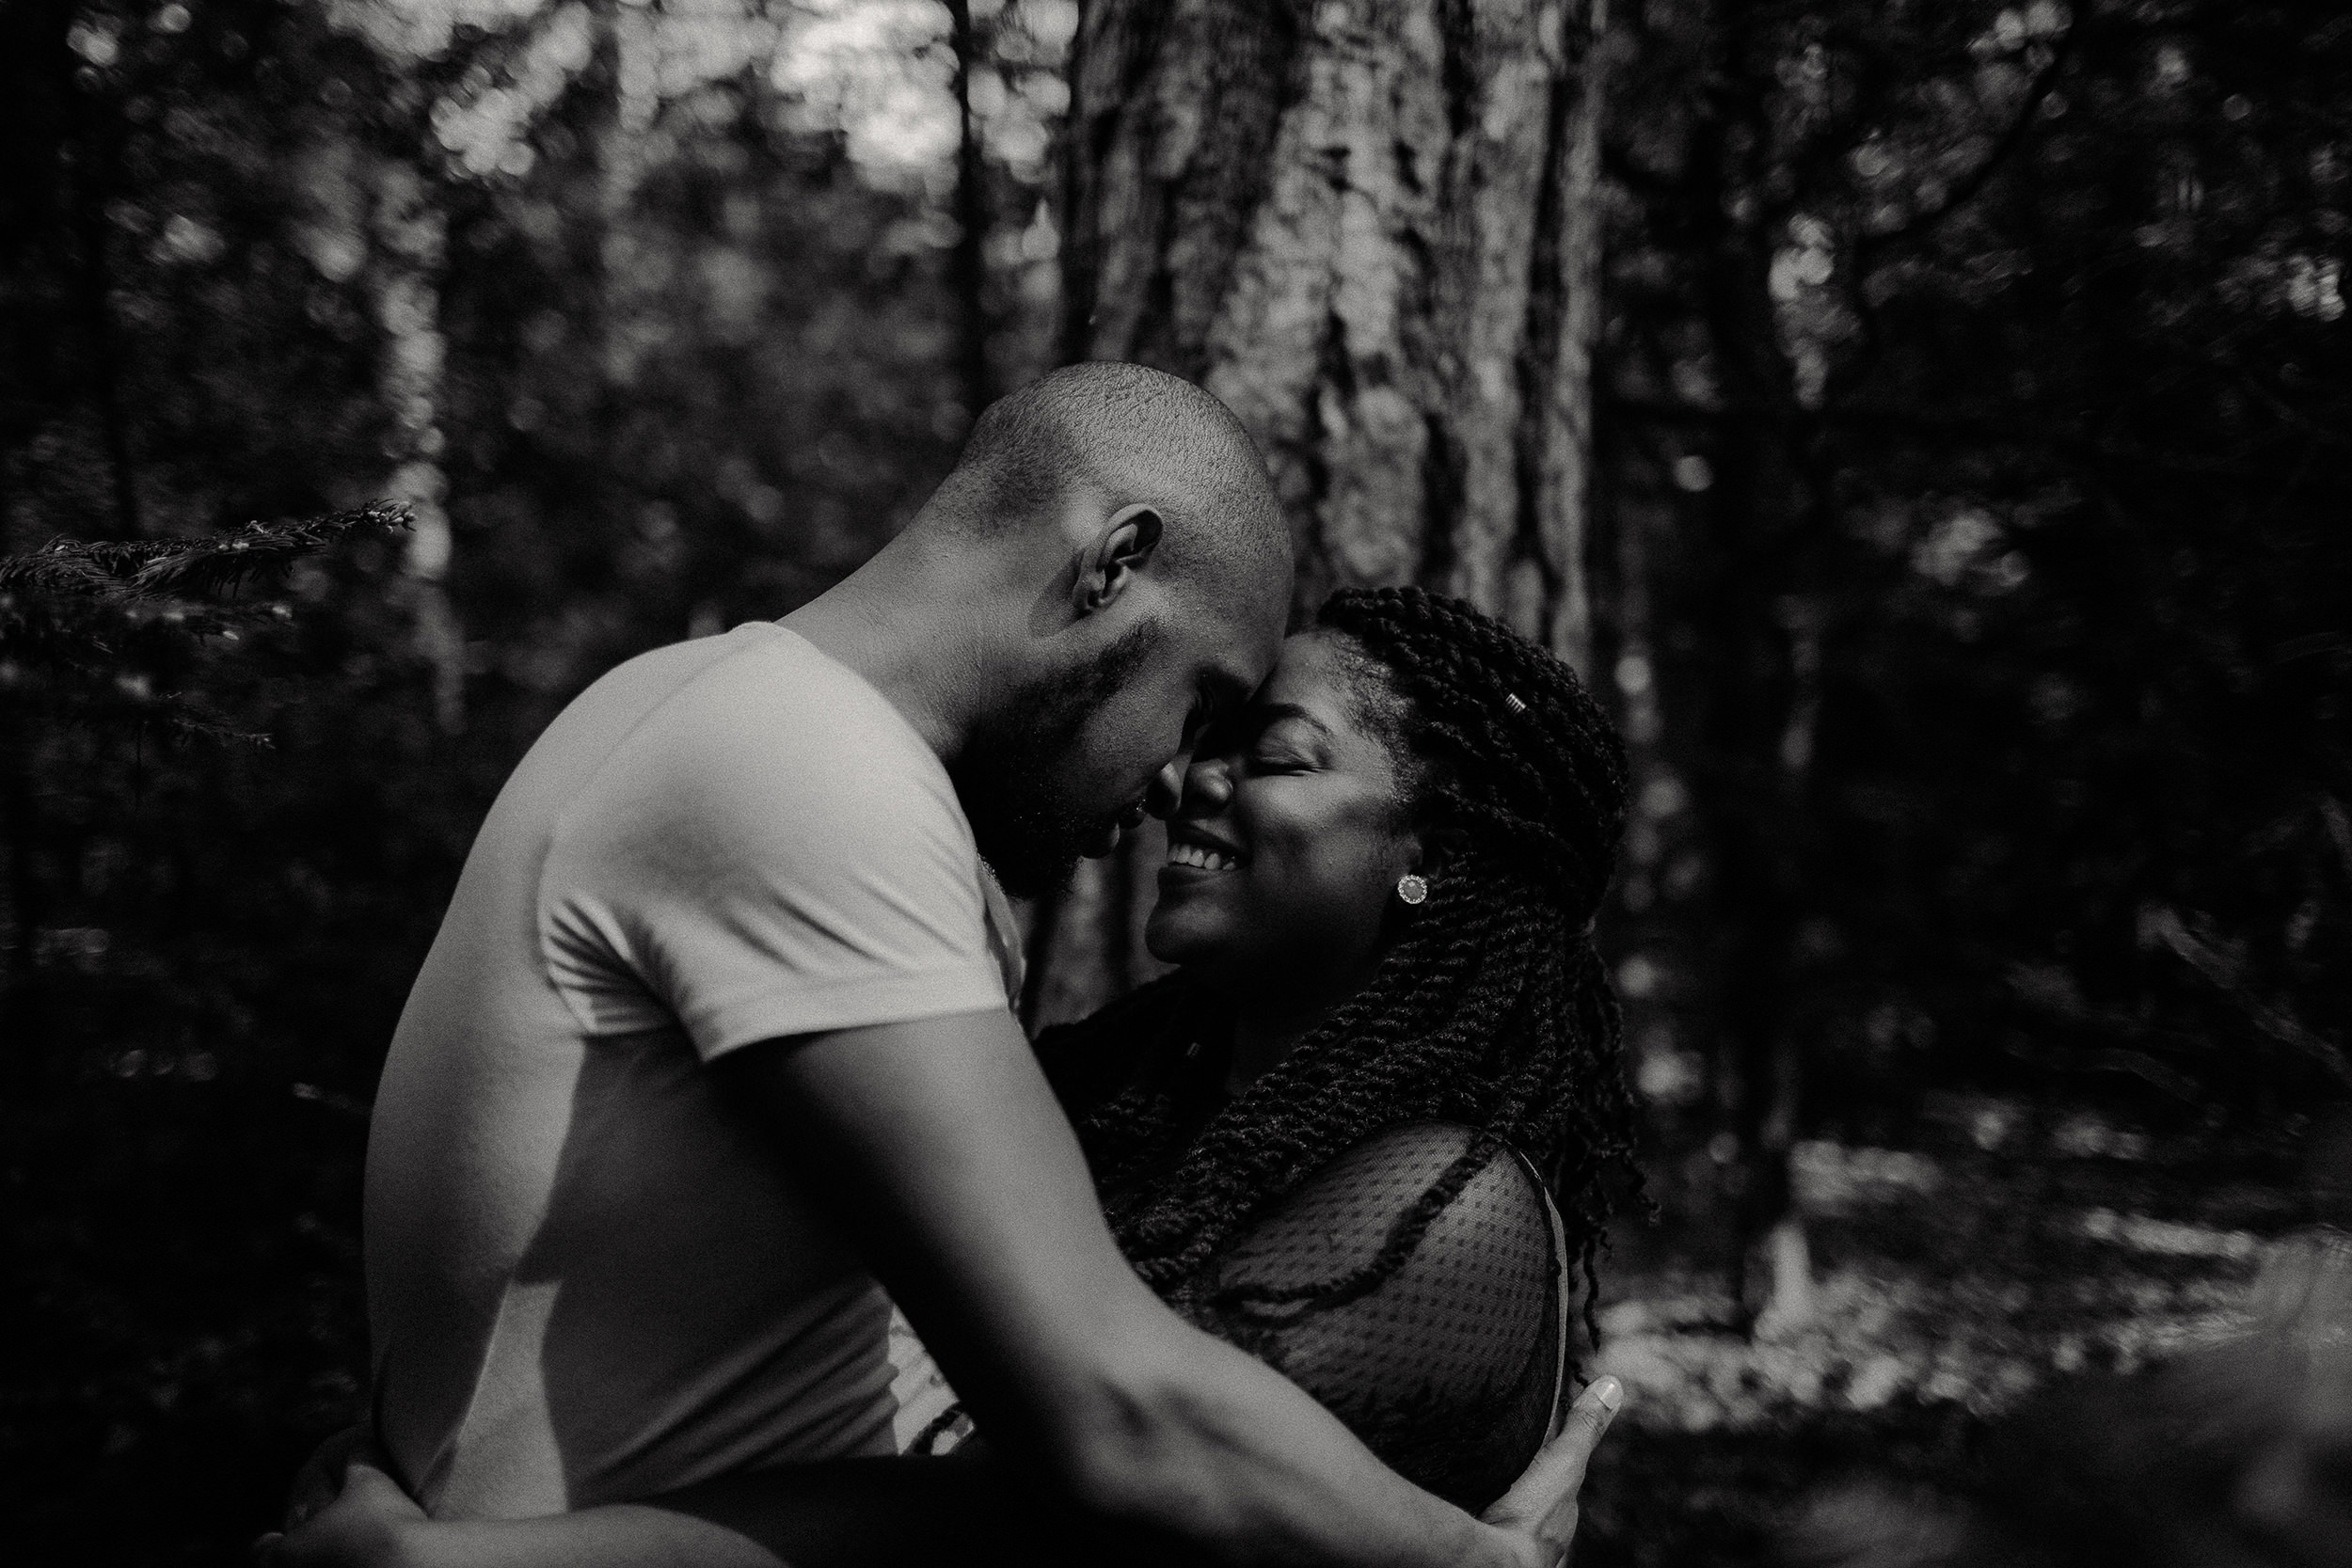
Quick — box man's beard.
[948,620,1164,899]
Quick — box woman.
[1008,584,1641,1506]
[278,586,1642,1558]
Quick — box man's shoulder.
[593,626,960,823]
[532,626,1000,1053]
[656,625,933,753]
[533,627,974,906]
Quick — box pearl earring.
[1395,873,1429,906]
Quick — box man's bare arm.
[265,1383,1624,1568]
[713,1006,1527,1566]
[269,1008,1621,1568]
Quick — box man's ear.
[1072,502,1164,616]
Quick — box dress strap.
[1511,1147,1574,1441]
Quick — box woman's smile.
[1162,822,1247,879]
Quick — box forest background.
[2,0,2347,1562]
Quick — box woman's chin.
[1142,903,1234,967]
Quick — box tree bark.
[1028,0,1613,1023]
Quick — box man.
[337,363,1615,1567]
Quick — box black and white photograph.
[3,1,2347,1563]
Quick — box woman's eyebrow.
[1246,701,1335,741]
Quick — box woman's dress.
[892,1119,1572,1513]
[1187,1120,1572,1511]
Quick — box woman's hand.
[256,1437,427,1568]
[1477,1375,1624,1568]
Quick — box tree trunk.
[1678,9,1812,1336]
[56,16,142,537]
[369,156,464,735]
[946,0,996,416]
[0,709,46,1082]
[1026,0,1613,1024]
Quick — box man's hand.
[279,1425,375,1534]
[1479,1376,1625,1568]
[256,1435,424,1568]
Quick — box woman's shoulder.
[1311,1119,1539,1186]
[1231,1121,1548,1258]
[1211,1119,1556,1305]
[1200,1120,1566,1513]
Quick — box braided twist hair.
[1037,586,1645,1341]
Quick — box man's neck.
[780,534,995,766]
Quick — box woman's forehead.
[1261,627,1351,703]
[1258,629,1397,742]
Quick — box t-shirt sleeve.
[539,653,1009,1059]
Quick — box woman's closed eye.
[1246,718,1331,773]
[1247,742,1318,774]
[1221,705,1334,773]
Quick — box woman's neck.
[1219,955,1381,1096]
[1225,1010,1314,1096]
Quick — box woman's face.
[1143,628,1421,998]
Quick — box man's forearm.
[725,1016,1528,1567]
[1066,1318,1509,1568]
[374,1455,1200,1568]
[379,1430,1488,1568]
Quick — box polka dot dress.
[1190,1120,1569,1511]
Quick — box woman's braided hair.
[1037,585,1645,1338]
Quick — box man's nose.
[1145,757,1187,818]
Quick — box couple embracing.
[271,363,1643,1568]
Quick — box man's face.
[950,595,1279,898]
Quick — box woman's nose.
[1178,755,1234,814]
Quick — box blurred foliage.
[1595,0,2352,1152]
[0,0,2345,1562]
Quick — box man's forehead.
[1201,653,1261,710]
[1183,592,1283,678]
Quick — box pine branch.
[0,501,410,603]
[0,502,409,746]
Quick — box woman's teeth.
[1168,842,1237,872]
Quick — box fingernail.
[1594,1376,1623,1411]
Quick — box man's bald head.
[931,362,1292,607]
[890,364,1291,895]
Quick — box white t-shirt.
[365,623,1021,1519]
